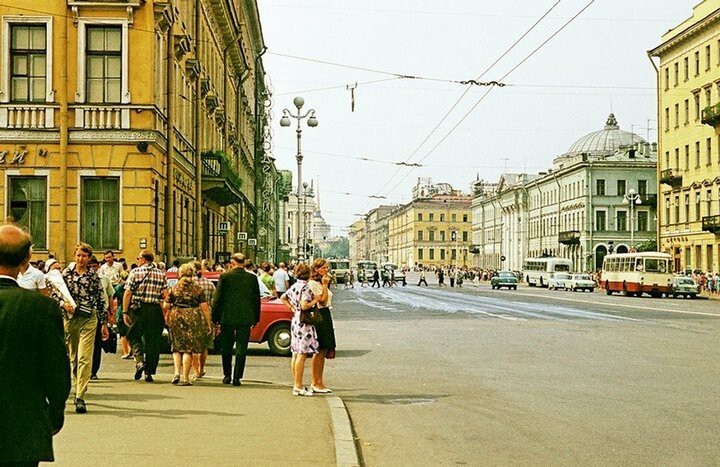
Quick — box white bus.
[328,258,351,283]
[523,257,573,287]
[601,252,673,298]
[356,260,378,282]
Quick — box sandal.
[171,374,180,385]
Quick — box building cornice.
[649,7,720,58]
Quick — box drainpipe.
[194,0,202,258]
[59,10,68,261]
[163,20,176,262]
[647,51,662,253]
[253,46,267,261]
[588,160,594,272]
[551,171,564,264]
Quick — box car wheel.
[539,277,544,287]
[513,286,517,290]
[690,294,696,299]
[266,322,292,356]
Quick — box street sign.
[218,222,229,232]
[248,238,257,246]
[500,255,506,261]
[237,232,247,241]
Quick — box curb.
[327,396,361,467]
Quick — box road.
[328,276,720,465]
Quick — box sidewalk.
[51,353,357,466]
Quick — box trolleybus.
[523,257,573,287]
[601,252,673,297]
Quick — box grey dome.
[564,114,646,156]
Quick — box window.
[665,197,671,225]
[684,56,689,80]
[81,177,120,249]
[684,194,690,223]
[440,213,445,222]
[417,213,422,221]
[617,210,627,231]
[685,99,689,125]
[595,210,606,231]
[462,214,468,222]
[451,213,456,222]
[696,141,701,168]
[675,147,680,169]
[10,24,46,102]
[664,107,670,131]
[694,92,701,120]
[674,195,680,224]
[440,249,445,261]
[86,26,122,103]
[674,62,679,86]
[429,248,435,260]
[685,145,690,170]
[674,104,679,128]
[664,67,669,90]
[417,248,423,260]
[440,230,445,242]
[638,180,647,196]
[462,231,468,242]
[706,87,712,107]
[708,138,713,165]
[8,177,47,249]
[451,249,457,260]
[429,213,434,221]
[428,230,435,242]
[596,179,605,196]
[665,151,670,168]
[417,230,423,241]
[695,51,700,76]
[708,189,713,216]
[617,180,626,196]
[706,44,711,71]
[696,192,701,221]
[637,211,648,232]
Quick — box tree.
[324,237,349,258]
[635,238,657,252]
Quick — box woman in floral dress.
[280,263,318,396]
[163,263,212,385]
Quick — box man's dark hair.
[173,259,181,267]
[0,224,32,267]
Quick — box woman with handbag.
[280,263,318,397]
[57,243,108,414]
[163,263,212,386]
[308,258,335,394]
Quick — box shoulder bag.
[299,284,322,326]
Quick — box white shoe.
[292,386,313,397]
[311,386,332,394]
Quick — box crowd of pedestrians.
[0,219,343,464]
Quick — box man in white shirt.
[98,250,123,288]
[17,261,49,295]
[272,262,290,294]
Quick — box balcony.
[659,169,682,188]
[558,230,580,245]
[702,103,720,127]
[702,215,720,234]
[0,104,58,129]
[640,194,657,207]
[201,151,243,206]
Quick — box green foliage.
[324,237,349,258]
[635,238,657,252]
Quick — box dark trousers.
[220,324,252,381]
[418,279,428,286]
[91,321,102,376]
[127,303,164,375]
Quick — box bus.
[523,257,573,287]
[601,252,673,298]
[327,258,351,284]
[356,260,378,283]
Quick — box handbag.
[75,303,93,318]
[101,328,118,353]
[300,305,322,326]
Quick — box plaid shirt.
[124,262,167,305]
[193,276,216,308]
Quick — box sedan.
[490,271,518,290]
[670,276,699,299]
[565,273,596,292]
[547,273,572,290]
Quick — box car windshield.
[498,272,515,278]
[675,277,695,285]
[574,274,591,280]
[554,273,570,279]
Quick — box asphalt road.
[328,276,720,465]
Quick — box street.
[329,273,720,465]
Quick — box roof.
[562,114,647,157]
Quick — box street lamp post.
[279,96,318,263]
[623,188,642,248]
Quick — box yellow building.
[0,0,274,264]
[388,195,472,268]
[649,1,720,273]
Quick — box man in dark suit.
[0,223,71,465]
[213,253,260,386]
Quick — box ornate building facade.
[0,0,275,263]
[649,0,720,273]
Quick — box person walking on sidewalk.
[308,258,335,394]
[123,250,167,383]
[280,263,317,397]
[417,270,428,286]
[164,263,212,386]
[212,253,260,386]
[0,223,71,465]
[192,260,215,379]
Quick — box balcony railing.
[702,103,720,127]
[702,215,720,234]
[0,104,58,129]
[201,151,243,206]
[558,230,580,245]
[659,169,682,188]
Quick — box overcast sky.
[257,0,698,235]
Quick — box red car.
[165,271,292,356]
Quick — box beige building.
[348,218,366,264]
[649,1,720,273]
[388,195,472,268]
[0,0,275,264]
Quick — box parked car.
[547,273,572,290]
[164,271,292,355]
[565,273,596,292]
[490,270,518,290]
[669,276,699,299]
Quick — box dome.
[563,114,646,157]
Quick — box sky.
[257,0,699,236]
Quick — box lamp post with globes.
[623,188,642,249]
[279,96,317,263]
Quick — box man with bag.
[213,253,260,386]
[123,250,167,383]
[0,223,70,465]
